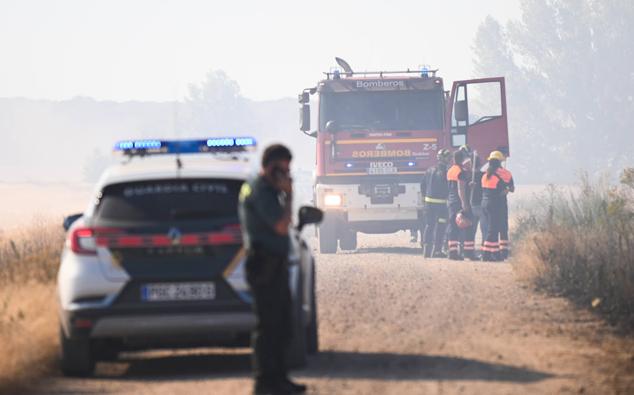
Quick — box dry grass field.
[0,219,63,394]
[512,171,634,329]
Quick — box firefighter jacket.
[424,163,448,204]
[481,168,513,203]
[447,164,467,208]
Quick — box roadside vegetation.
[0,218,63,393]
[513,169,634,329]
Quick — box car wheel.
[306,262,319,355]
[318,217,337,254]
[287,274,307,369]
[339,229,357,251]
[60,325,95,377]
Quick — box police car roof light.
[114,137,257,157]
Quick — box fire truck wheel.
[339,229,357,251]
[318,219,337,254]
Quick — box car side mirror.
[297,206,323,231]
[455,100,468,122]
[63,213,83,231]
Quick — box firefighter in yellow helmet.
[480,150,514,261]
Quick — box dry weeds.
[512,170,634,329]
[0,219,64,394]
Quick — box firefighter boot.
[500,249,509,260]
[431,245,447,258]
[448,250,464,261]
[464,250,477,261]
[423,244,432,259]
[481,250,493,262]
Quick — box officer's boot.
[423,244,432,259]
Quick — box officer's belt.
[424,196,447,204]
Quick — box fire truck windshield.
[319,90,444,131]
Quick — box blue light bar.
[114,137,257,156]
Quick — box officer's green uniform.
[238,176,292,388]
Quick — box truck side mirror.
[300,104,311,132]
[455,100,468,122]
[298,91,310,104]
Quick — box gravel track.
[34,233,633,394]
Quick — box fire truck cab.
[299,59,509,253]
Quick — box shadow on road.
[307,351,552,383]
[354,246,423,255]
[97,349,552,384]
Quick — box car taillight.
[70,227,121,255]
[70,228,97,255]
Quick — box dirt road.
[33,233,633,394]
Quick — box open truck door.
[447,77,509,158]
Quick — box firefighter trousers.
[482,199,504,260]
[447,203,464,256]
[422,202,448,251]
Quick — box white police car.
[58,137,322,376]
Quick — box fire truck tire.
[339,229,357,251]
[318,219,338,254]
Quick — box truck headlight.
[324,193,343,207]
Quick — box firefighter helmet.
[487,150,505,161]
[455,211,472,229]
[437,148,451,162]
[459,144,472,156]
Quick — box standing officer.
[238,144,306,395]
[480,151,512,262]
[421,148,450,258]
[446,149,471,260]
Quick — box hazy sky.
[0,0,521,102]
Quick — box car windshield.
[94,178,243,223]
[319,90,444,131]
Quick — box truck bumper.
[316,182,424,233]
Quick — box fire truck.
[299,58,509,253]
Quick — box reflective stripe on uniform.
[425,196,447,204]
[438,218,447,224]
[482,241,499,252]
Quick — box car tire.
[60,326,95,377]
[287,274,307,369]
[306,262,319,355]
[339,229,357,251]
[318,217,337,254]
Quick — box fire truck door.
[448,77,509,158]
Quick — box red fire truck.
[299,59,509,253]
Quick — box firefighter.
[464,155,484,261]
[238,144,307,395]
[446,149,471,260]
[421,148,450,258]
[497,155,515,260]
[480,150,512,262]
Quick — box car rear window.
[94,178,243,222]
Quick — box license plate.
[368,167,398,175]
[141,282,216,302]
